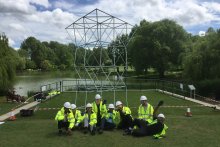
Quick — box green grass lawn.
[1,90,220,147]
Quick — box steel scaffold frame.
[66,8,133,106]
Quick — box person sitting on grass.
[55,102,75,136]
[131,113,168,139]
[70,104,82,130]
[99,104,118,133]
[76,103,97,135]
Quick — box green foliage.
[129,19,188,77]
[0,34,18,94]
[183,28,220,81]
[196,79,220,98]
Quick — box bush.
[196,78,220,100]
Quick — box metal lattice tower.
[66,9,133,105]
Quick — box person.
[55,102,75,135]
[77,103,97,135]
[99,104,118,133]
[138,96,154,124]
[115,101,133,132]
[131,113,168,139]
[92,94,107,133]
[70,104,82,130]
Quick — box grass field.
[0,90,220,147]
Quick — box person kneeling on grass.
[55,102,75,136]
[70,104,82,130]
[92,94,107,133]
[131,113,168,139]
[76,103,97,135]
[99,104,118,133]
[115,101,133,133]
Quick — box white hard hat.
[95,94,101,100]
[140,96,147,101]
[116,101,122,106]
[64,102,71,109]
[108,104,115,109]
[86,103,92,108]
[71,104,76,109]
[158,113,165,118]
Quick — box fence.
[40,78,220,105]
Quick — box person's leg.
[117,121,122,129]
[64,122,70,131]
[57,120,63,135]
[131,129,147,137]
[83,118,89,134]
[89,125,96,135]
[104,122,116,130]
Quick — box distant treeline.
[1,19,220,97]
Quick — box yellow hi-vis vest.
[104,110,117,124]
[79,111,97,126]
[150,120,168,139]
[116,106,132,122]
[138,104,154,123]
[55,107,75,129]
[92,101,107,117]
[72,109,82,123]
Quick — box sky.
[0,0,220,49]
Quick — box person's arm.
[153,101,164,119]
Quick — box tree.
[0,34,18,94]
[183,28,220,81]
[128,19,188,77]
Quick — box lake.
[13,71,77,96]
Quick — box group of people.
[55,94,168,139]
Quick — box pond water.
[13,71,77,96]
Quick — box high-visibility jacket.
[104,110,118,124]
[92,101,107,117]
[150,120,168,139]
[138,104,154,123]
[78,111,97,126]
[55,107,75,129]
[72,109,82,123]
[116,106,132,121]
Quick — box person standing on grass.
[70,104,82,130]
[76,103,97,135]
[92,94,107,133]
[138,96,154,124]
[55,102,75,136]
[99,104,118,133]
[115,101,133,133]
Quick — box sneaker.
[91,130,96,135]
[98,129,103,134]
[123,129,131,136]
[58,130,62,136]
[83,129,88,134]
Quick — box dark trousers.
[117,114,133,130]
[58,120,70,130]
[101,118,116,130]
[131,119,149,137]
[97,115,101,127]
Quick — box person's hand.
[103,99,107,104]
[157,100,164,107]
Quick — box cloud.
[0,0,220,49]
[30,0,50,8]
